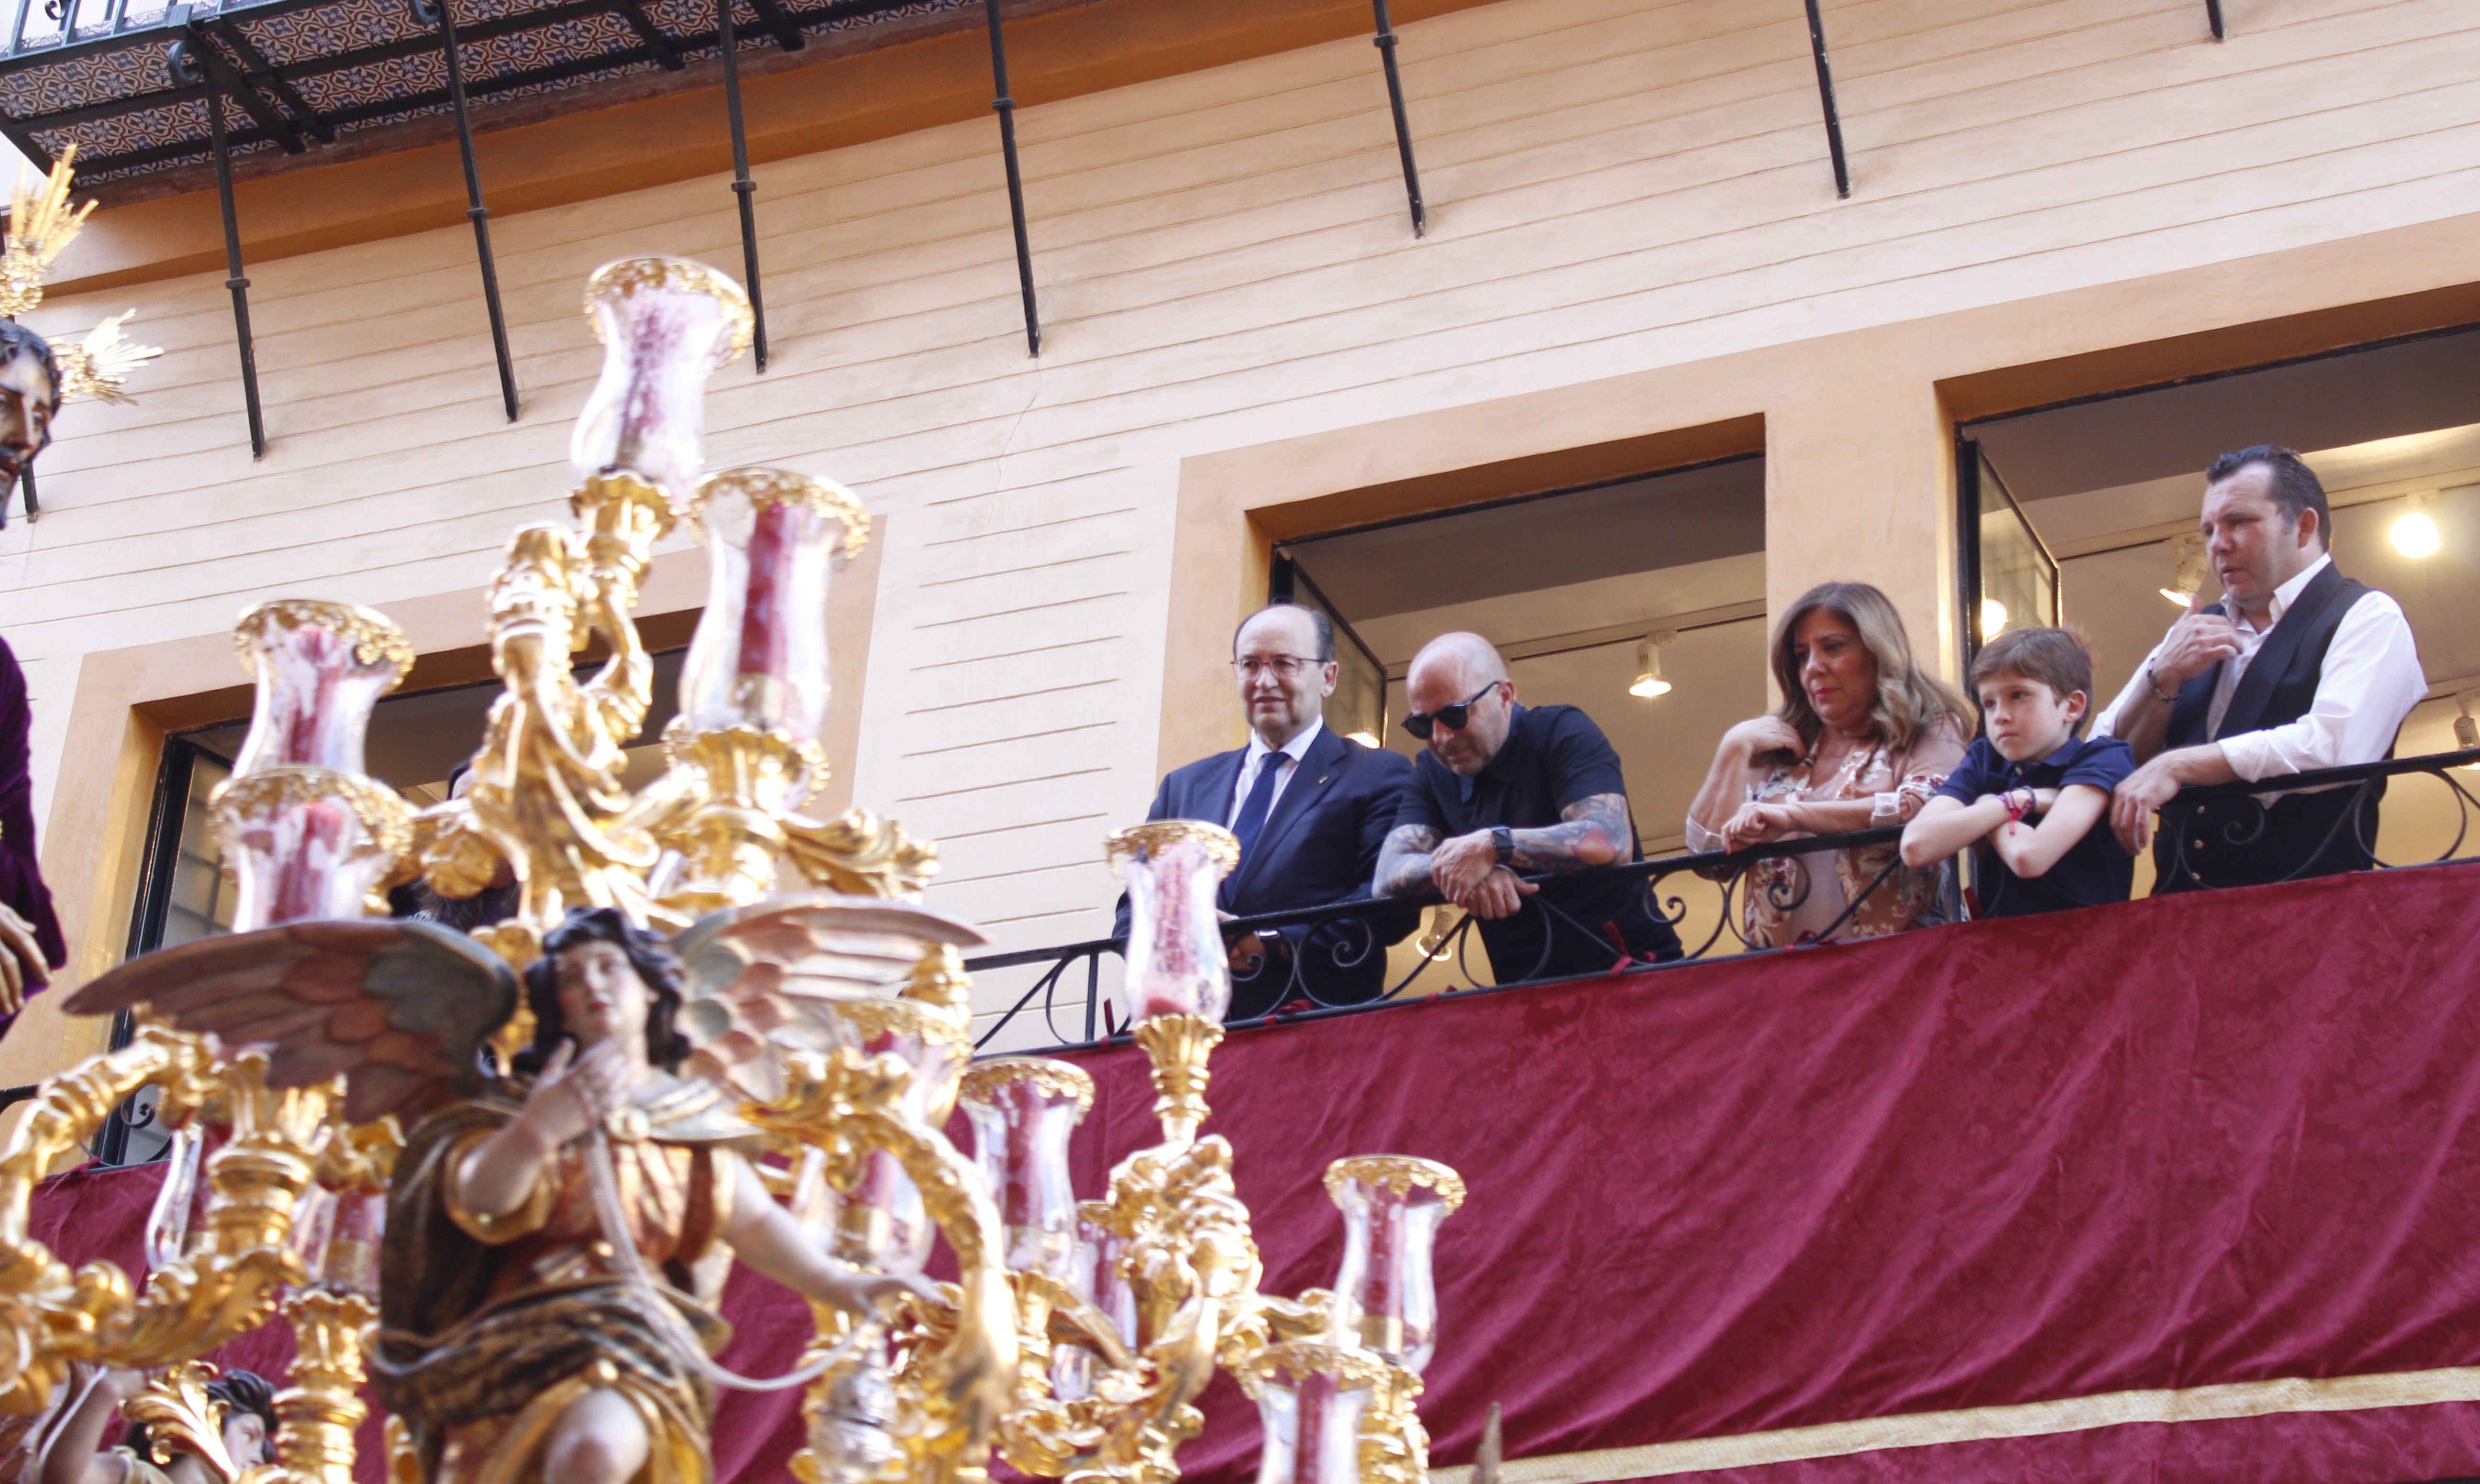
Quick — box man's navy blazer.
[1118,724,1417,1014]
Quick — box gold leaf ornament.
[0,146,92,319]
[55,310,165,405]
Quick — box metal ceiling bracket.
[746,0,803,53]
[212,18,330,144]
[1801,0,1850,199]
[2206,0,2225,39]
[982,0,1039,357]
[1371,0,1425,237]
[171,34,266,458]
[415,0,520,422]
[610,0,682,68]
[716,0,768,370]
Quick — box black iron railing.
[964,748,2480,1055]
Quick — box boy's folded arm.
[2001,783,2112,879]
[1900,794,2003,868]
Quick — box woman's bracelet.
[2003,787,2035,824]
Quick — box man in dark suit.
[1122,603,1416,1016]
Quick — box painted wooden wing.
[64,919,518,1126]
[670,890,988,1099]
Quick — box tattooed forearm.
[1506,793,1630,874]
[1374,824,1442,898]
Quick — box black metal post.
[1371,0,1425,236]
[2205,0,2225,39]
[17,467,37,523]
[173,37,266,459]
[717,0,769,371]
[982,0,1040,357]
[1801,0,1851,199]
[419,0,520,422]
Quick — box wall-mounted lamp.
[2160,531,2208,607]
[1345,731,1381,748]
[1630,631,1677,698]
[2392,491,2442,560]
[2455,693,2480,771]
[1978,598,2007,640]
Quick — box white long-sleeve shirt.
[1226,717,1325,825]
[2093,554,2425,782]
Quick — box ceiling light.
[1345,730,1381,748]
[2392,495,2441,559]
[1630,631,1676,698]
[1979,598,2007,640]
[2159,531,2208,607]
[2457,694,2480,770]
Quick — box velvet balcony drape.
[26,860,2480,1484]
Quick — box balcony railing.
[964,747,2480,1055]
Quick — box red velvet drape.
[30,861,2480,1484]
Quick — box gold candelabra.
[0,257,1465,1484]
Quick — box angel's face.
[553,940,649,1050]
[221,1409,271,1467]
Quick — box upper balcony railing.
[964,747,2480,1055]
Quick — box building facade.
[3,0,2478,1088]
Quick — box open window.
[1958,325,2480,878]
[1276,454,1767,982]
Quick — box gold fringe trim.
[1425,1366,2480,1484]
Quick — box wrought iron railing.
[964,748,2480,1055]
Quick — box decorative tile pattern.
[0,0,972,182]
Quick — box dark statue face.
[0,343,58,488]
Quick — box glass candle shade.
[681,468,867,746]
[810,997,969,1274]
[1107,822,1240,1026]
[1325,1156,1466,1376]
[1054,1201,1137,1402]
[322,1190,386,1295]
[144,1123,211,1270]
[229,601,413,779]
[286,1185,338,1293]
[216,770,413,932]
[1249,1343,1388,1484]
[958,1058,1094,1280]
[571,257,754,512]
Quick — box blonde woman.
[1686,582,1971,947]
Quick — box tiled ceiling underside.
[0,0,967,183]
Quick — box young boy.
[1900,627,2136,918]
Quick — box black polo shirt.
[1393,703,1680,979]
[1934,733,2137,919]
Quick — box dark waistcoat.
[2154,560,2384,893]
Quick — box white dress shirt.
[2094,553,2426,783]
[1228,717,1325,827]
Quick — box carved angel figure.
[35,1364,275,1484]
[65,901,972,1484]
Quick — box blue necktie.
[1231,754,1284,859]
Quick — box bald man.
[1376,633,1680,980]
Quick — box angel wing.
[670,890,987,1099]
[65,919,517,1126]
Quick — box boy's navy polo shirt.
[1934,733,2137,918]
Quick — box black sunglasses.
[1402,682,1501,741]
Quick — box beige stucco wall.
[3,0,2479,1062]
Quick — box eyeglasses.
[1232,654,1323,680]
[1401,682,1501,741]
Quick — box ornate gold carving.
[959,1059,1095,1118]
[784,809,939,901]
[211,768,418,863]
[233,600,417,680]
[1247,1341,1390,1390]
[126,1363,242,1484]
[901,942,971,1018]
[584,257,756,363]
[271,1290,378,1484]
[55,310,165,406]
[0,146,92,319]
[1323,1156,1468,1213]
[1105,823,1239,879]
[1131,1015,1220,1148]
[692,468,871,554]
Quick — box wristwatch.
[1491,825,1514,865]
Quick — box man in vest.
[2097,445,2424,891]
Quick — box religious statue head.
[124,1367,277,1483]
[515,907,691,1075]
[0,321,60,492]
